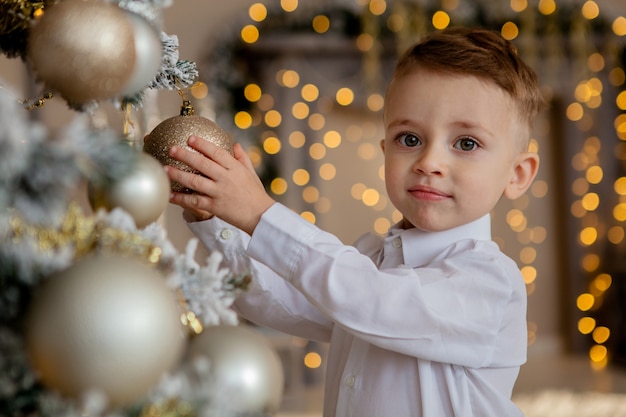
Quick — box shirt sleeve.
[247,203,526,368]
[187,216,333,342]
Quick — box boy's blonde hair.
[393,27,543,134]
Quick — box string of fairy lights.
[570,47,626,368]
[190,0,626,371]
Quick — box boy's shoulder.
[433,238,525,284]
[352,231,384,260]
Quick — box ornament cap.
[180,100,195,116]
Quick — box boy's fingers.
[165,165,212,196]
[170,191,211,213]
[234,143,256,174]
[187,136,236,169]
[169,144,224,181]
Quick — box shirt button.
[220,228,233,240]
[392,237,402,248]
[344,375,356,387]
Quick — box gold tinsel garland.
[9,201,163,264]
[0,0,56,58]
[140,398,196,417]
[0,0,47,32]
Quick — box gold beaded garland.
[20,92,53,110]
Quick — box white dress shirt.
[188,203,527,417]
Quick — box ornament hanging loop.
[121,100,137,147]
[176,78,195,116]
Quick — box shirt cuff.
[186,215,251,276]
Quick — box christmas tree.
[0,1,283,416]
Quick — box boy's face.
[382,69,536,232]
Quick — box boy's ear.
[379,138,385,153]
[504,152,540,200]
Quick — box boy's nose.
[413,146,447,176]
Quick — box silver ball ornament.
[187,325,284,414]
[88,153,170,229]
[143,110,233,193]
[27,0,136,106]
[120,12,162,96]
[25,255,187,407]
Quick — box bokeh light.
[225,0,626,370]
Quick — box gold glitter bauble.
[144,114,233,193]
[25,254,186,407]
[27,0,136,106]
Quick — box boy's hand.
[182,208,214,223]
[165,136,275,235]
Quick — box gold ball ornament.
[143,103,233,193]
[88,153,170,229]
[27,0,136,106]
[25,255,187,407]
[186,325,284,414]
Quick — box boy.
[165,26,542,416]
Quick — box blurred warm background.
[3,0,626,415]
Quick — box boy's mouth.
[408,185,450,201]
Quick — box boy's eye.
[454,137,478,151]
[398,133,420,147]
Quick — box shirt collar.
[388,214,492,268]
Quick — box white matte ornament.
[120,12,163,96]
[88,153,170,229]
[27,0,136,106]
[25,255,187,407]
[187,325,284,414]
